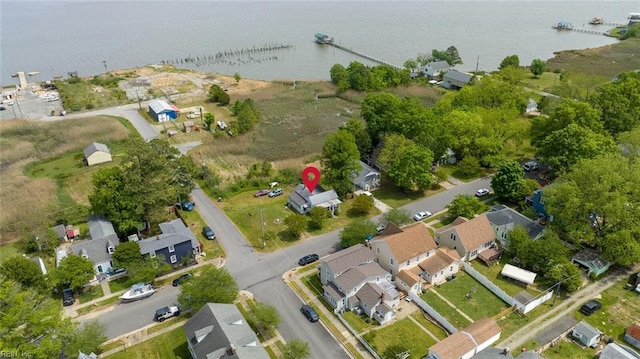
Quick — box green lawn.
[469,259,543,297]
[78,284,104,303]
[372,180,426,209]
[363,318,436,358]
[430,271,510,321]
[410,311,449,340]
[179,209,224,258]
[342,311,379,334]
[542,338,597,359]
[578,282,640,342]
[420,291,473,329]
[104,327,190,359]
[76,295,121,316]
[0,241,23,265]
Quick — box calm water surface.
[1,1,636,85]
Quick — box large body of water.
[1,1,636,85]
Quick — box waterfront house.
[287,184,341,215]
[184,303,269,359]
[352,160,380,192]
[138,219,200,265]
[441,70,473,90]
[571,321,601,348]
[426,317,501,359]
[148,99,178,122]
[83,142,112,166]
[424,61,452,79]
[436,214,496,262]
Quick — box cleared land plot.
[578,282,640,342]
[362,318,436,358]
[427,271,510,321]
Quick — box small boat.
[589,16,604,25]
[119,283,156,302]
[28,71,40,76]
[552,21,573,30]
[314,33,334,44]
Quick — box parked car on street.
[413,211,432,221]
[254,189,271,197]
[268,188,284,197]
[300,304,319,322]
[298,254,319,266]
[475,188,490,197]
[202,226,215,240]
[62,288,75,306]
[176,201,195,211]
[155,305,180,322]
[172,273,193,286]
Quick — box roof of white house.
[352,160,380,185]
[323,244,374,275]
[87,214,116,240]
[138,219,199,255]
[574,321,602,339]
[83,142,110,158]
[443,70,473,84]
[600,342,638,359]
[501,264,537,284]
[426,60,451,71]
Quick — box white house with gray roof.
[320,245,399,324]
[184,303,269,359]
[424,60,452,79]
[83,142,112,166]
[138,219,200,265]
[66,215,119,275]
[352,160,380,192]
[288,184,341,215]
[442,70,473,89]
[485,205,545,247]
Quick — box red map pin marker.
[302,166,321,193]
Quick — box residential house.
[83,142,112,166]
[148,99,178,122]
[439,149,457,165]
[320,244,400,324]
[441,70,473,90]
[66,215,119,275]
[184,303,269,359]
[288,184,341,215]
[352,160,380,192]
[525,189,550,220]
[599,342,638,359]
[571,321,602,348]
[424,61,452,79]
[52,224,69,242]
[436,214,496,262]
[409,247,461,288]
[426,317,501,359]
[138,219,200,265]
[485,205,545,247]
[625,323,640,350]
[572,248,612,277]
[183,120,195,132]
[525,98,538,113]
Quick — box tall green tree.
[111,241,142,269]
[321,130,361,198]
[342,119,372,159]
[498,55,520,70]
[282,339,311,359]
[360,92,402,144]
[377,134,434,191]
[177,267,238,311]
[127,256,171,284]
[249,303,281,333]
[446,194,489,220]
[53,254,95,292]
[537,124,617,174]
[589,71,640,135]
[347,61,372,91]
[348,194,375,216]
[308,207,328,230]
[446,46,463,65]
[491,161,525,202]
[1,256,45,290]
[284,213,308,240]
[530,58,546,78]
[403,59,418,73]
[340,219,377,248]
[382,208,412,227]
[543,153,640,265]
[530,99,603,146]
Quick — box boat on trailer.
[314,33,334,44]
[119,283,156,302]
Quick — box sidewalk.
[64,256,225,319]
[284,268,374,359]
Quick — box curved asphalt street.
[66,102,492,358]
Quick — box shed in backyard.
[501,264,536,285]
[148,99,178,122]
[83,142,112,166]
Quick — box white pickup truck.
[155,305,180,322]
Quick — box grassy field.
[342,311,379,334]
[78,284,105,303]
[104,327,190,359]
[0,116,131,243]
[410,311,449,340]
[429,271,510,321]
[420,291,473,329]
[362,318,436,358]
[469,259,544,297]
[579,282,640,342]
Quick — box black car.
[202,226,215,240]
[300,304,319,322]
[172,273,193,286]
[298,254,319,266]
[62,288,75,306]
[580,300,602,316]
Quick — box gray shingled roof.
[52,224,67,240]
[138,219,198,256]
[83,142,110,159]
[184,303,269,359]
[574,321,601,340]
[470,347,514,359]
[87,214,116,240]
[70,234,118,265]
[334,263,389,293]
[486,207,544,239]
[323,244,374,276]
[443,70,473,84]
[352,161,378,185]
[309,189,340,207]
[148,99,173,114]
[355,282,383,310]
[426,61,451,71]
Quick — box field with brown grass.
[0,116,131,243]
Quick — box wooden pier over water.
[321,39,402,70]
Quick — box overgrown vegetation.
[55,74,129,111]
